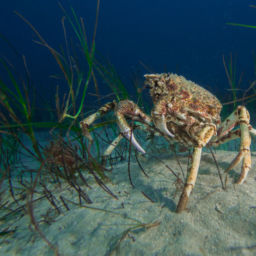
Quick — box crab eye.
[144,81,154,89]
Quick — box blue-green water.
[1,0,256,108]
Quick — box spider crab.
[80,73,256,213]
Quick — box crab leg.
[176,147,202,213]
[101,134,124,164]
[80,100,152,154]
[115,100,152,154]
[80,101,116,142]
[211,106,252,184]
[210,129,241,147]
[102,114,159,163]
[225,122,251,184]
[154,114,175,137]
[152,99,174,138]
[238,150,251,184]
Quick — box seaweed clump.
[0,2,123,255]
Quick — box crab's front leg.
[79,100,152,159]
[176,147,202,213]
[80,101,116,143]
[151,99,175,138]
[176,125,216,213]
[115,100,152,154]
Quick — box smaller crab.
[80,73,256,213]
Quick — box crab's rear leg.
[226,115,251,184]
[211,106,251,184]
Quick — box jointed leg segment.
[115,100,152,154]
[211,106,252,184]
[176,147,202,213]
[80,100,152,155]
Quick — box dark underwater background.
[2,3,256,255]
[1,0,256,121]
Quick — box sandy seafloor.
[1,133,256,256]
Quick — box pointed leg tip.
[164,126,174,137]
[156,115,174,138]
[139,148,146,154]
[236,176,246,185]
[122,129,146,154]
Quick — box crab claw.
[122,128,146,154]
[155,115,174,138]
